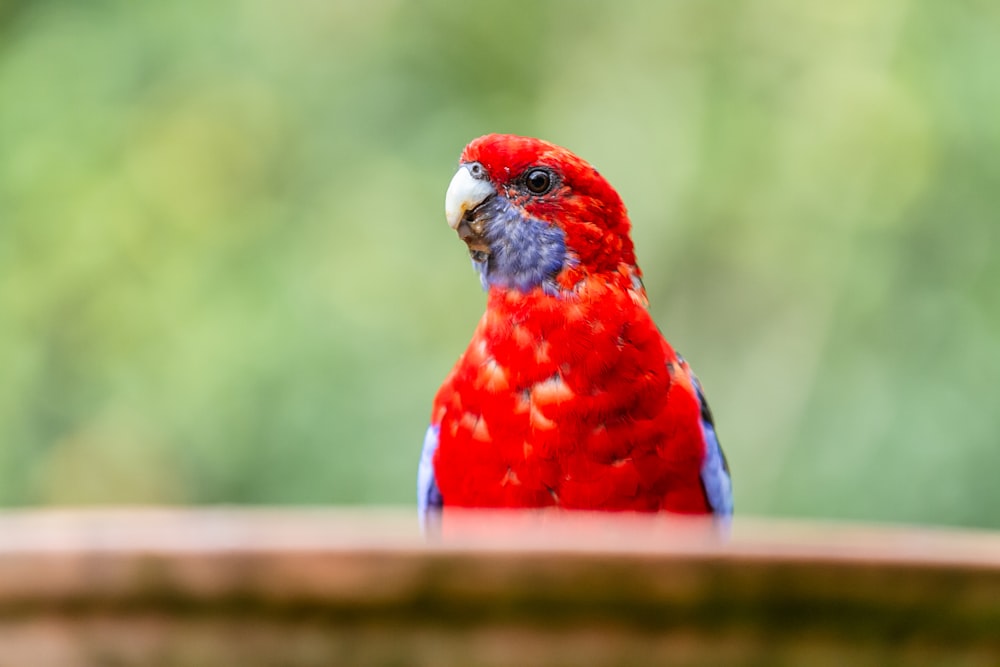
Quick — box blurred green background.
[0,1,997,528]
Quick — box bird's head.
[444,134,637,293]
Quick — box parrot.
[418,134,732,529]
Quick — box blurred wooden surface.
[0,508,997,666]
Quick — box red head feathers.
[446,134,638,292]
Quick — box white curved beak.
[444,165,495,230]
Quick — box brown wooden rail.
[0,508,996,666]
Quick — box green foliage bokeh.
[1,1,997,527]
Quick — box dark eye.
[524,168,553,195]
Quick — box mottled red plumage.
[422,134,729,518]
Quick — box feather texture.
[422,134,732,520]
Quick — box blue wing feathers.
[693,380,733,517]
[417,424,443,531]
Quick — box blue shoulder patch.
[693,382,733,517]
[417,424,443,532]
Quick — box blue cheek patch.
[474,198,567,293]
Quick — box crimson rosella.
[419,134,732,527]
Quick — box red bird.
[419,134,731,526]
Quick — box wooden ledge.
[0,508,996,666]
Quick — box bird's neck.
[482,267,650,342]
[486,263,648,310]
